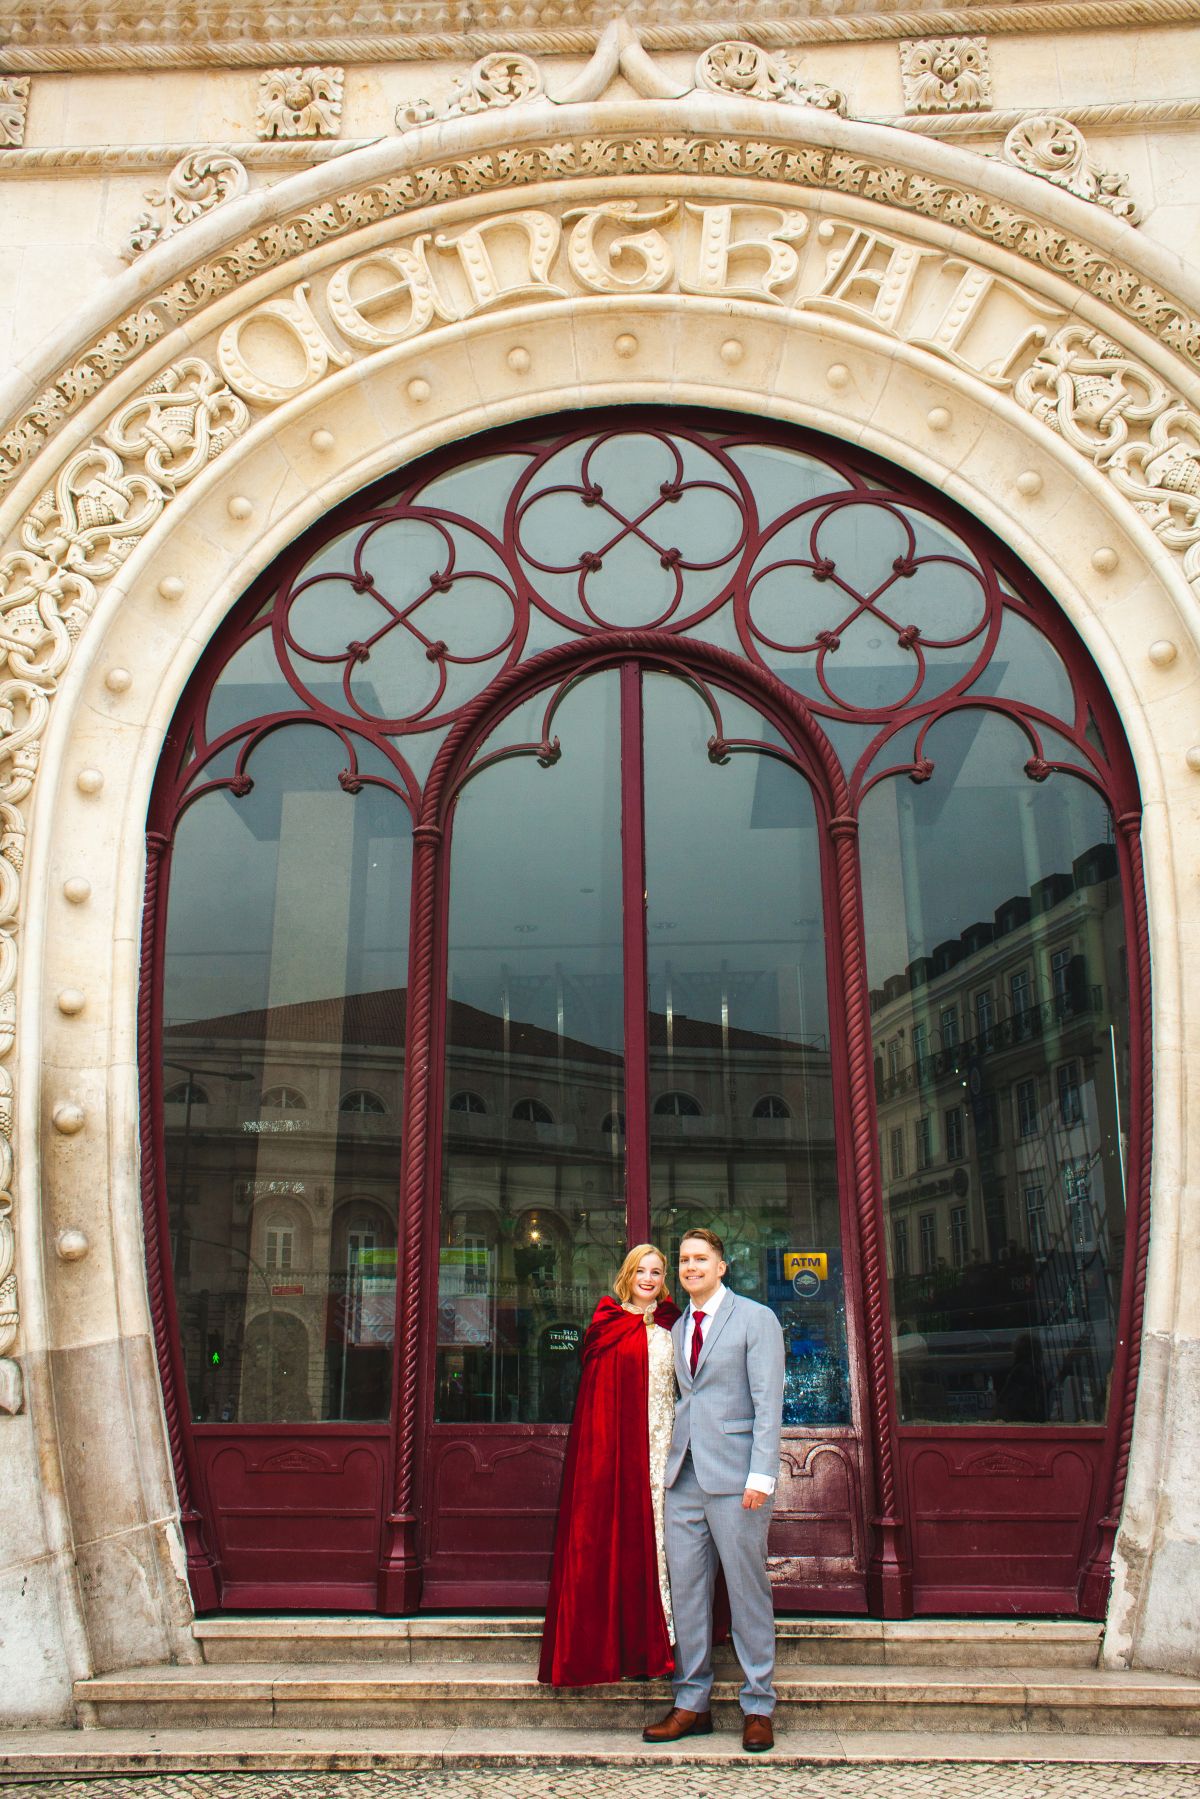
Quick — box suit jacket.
[667,1290,785,1495]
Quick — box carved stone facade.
[1001,115,1142,222]
[0,0,1199,1732]
[899,37,992,113]
[256,65,343,139]
[0,75,29,146]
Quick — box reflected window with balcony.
[915,1114,933,1171]
[945,1105,964,1162]
[890,1126,904,1180]
[340,1090,386,1114]
[264,1216,295,1273]
[261,1085,307,1110]
[1016,1077,1039,1139]
[893,1217,909,1276]
[165,1080,209,1106]
[919,1213,937,1274]
[654,1091,703,1118]
[512,1098,554,1125]
[940,1006,959,1049]
[1025,1184,1048,1256]
[950,1205,969,1269]
[1057,1060,1083,1126]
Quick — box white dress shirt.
[685,1283,776,1496]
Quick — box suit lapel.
[672,1312,691,1388]
[694,1290,735,1377]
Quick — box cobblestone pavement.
[5,1767,1200,1799]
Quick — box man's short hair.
[679,1226,726,1260]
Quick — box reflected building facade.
[871,838,1128,1426]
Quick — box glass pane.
[436,673,626,1424]
[643,675,850,1427]
[860,710,1131,1424]
[162,723,411,1424]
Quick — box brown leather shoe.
[642,1706,714,1743]
[742,1712,774,1752]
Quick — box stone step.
[8,1725,1200,1777]
[195,1614,1104,1669]
[75,1659,1200,1736]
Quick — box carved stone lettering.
[801,225,933,332]
[326,240,450,348]
[907,262,1060,386]
[432,211,566,315]
[217,281,352,404]
[565,200,678,295]
[681,203,809,303]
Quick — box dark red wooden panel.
[769,1436,868,1612]
[421,1426,567,1607]
[194,1427,389,1610]
[901,1429,1104,1613]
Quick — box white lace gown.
[646,1322,677,1642]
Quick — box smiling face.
[630,1252,666,1310]
[678,1235,727,1308]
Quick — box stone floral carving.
[0,357,250,1376]
[1002,115,1141,223]
[899,38,991,113]
[102,359,251,489]
[0,76,30,148]
[257,65,344,140]
[695,41,848,115]
[1016,326,1200,590]
[122,151,250,260]
[396,52,544,132]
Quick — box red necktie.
[690,1309,705,1378]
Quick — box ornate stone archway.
[4,87,1200,1685]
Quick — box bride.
[538,1243,680,1687]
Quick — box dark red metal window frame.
[139,406,1150,1619]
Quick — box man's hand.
[742,1487,767,1510]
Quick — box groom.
[643,1228,785,1753]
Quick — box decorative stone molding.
[1015,325,1200,589]
[122,151,250,260]
[398,32,846,128]
[3,116,1195,504]
[0,354,249,1366]
[883,96,1200,140]
[1,0,1198,72]
[694,41,848,115]
[397,53,544,134]
[256,65,344,140]
[0,74,30,146]
[1001,115,1141,223]
[899,37,991,114]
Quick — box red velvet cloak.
[538,1295,681,1687]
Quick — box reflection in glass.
[162,724,411,1424]
[860,710,1131,1424]
[643,676,850,1427]
[436,675,626,1424]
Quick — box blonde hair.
[614,1242,668,1306]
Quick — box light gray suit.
[665,1288,785,1717]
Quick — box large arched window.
[144,409,1146,1618]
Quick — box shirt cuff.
[745,1473,776,1495]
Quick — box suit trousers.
[665,1451,776,1716]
